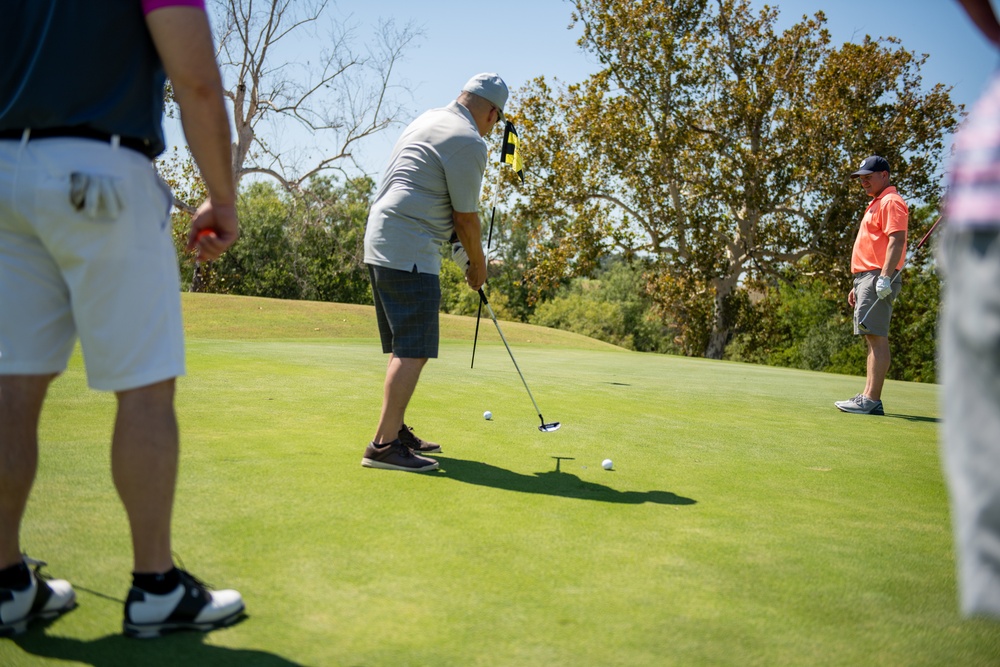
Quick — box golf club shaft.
[479,289,545,421]
[916,215,942,250]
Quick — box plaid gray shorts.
[367,264,440,358]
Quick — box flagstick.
[472,163,503,369]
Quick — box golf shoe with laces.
[834,393,864,411]
[0,558,76,637]
[398,423,441,453]
[835,394,884,415]
[362,439,439,472]
[123,569,244,638]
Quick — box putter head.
[539,422,561,433]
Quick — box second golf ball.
[602,459,614,470]
[484,411,493,420]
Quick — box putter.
[478,288,561,432]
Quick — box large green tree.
[176,176,374,303]
[509,0,959,358]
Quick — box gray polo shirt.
[364,101,487,274]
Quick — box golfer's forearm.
[452,211,486,268]
[177,94,236,206]
[147,7,236,206]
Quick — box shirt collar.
[448,100,477,131]
[871,185,898,202]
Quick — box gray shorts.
[367,264,440,358]
[940,227,1000,617]
[853,269,902,337]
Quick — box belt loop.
[111,134,120,151]
[16,129,30,163]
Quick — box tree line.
[162,0,955,384]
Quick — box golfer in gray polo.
[361,73,507,472]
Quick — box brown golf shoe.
[398,424,441,454]
[362,440,439,472]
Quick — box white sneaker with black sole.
[123,569,244,638]
[0,559,76,637]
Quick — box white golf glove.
[69,172,123,220]
[875,275,893,300]
[451,242,471,272]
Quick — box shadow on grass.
[883,412,941,424]
[436,456,696,506]
[12,613,303,667]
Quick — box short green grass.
[3,293,999,666]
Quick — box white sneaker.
[0,559,76,637]
[836,395,885,415]
[123,569,244,638]
[834,394,864,410]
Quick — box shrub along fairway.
[4,294,999,666]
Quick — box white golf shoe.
[0,559,76,637]
[123,569,244,638]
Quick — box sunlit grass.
[4,294,998,666]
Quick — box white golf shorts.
[0,136,185,391]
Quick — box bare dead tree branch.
[193,0,422,199]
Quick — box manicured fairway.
[3,294,999,666]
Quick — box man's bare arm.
[146,6,238,260]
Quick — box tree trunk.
[704,304,730,359]
[704,272,740,359]
[190,263,204,293]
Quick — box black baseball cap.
[850,155,890,177]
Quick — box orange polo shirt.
[850,185,908,274]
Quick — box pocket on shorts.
[127,165,176,252]
[150,171,175,230]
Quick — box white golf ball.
[484,411,493,420]
[602,459,614,470]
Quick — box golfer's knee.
[115,378,177,410]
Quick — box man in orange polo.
[835,155,908,416]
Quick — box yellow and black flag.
[501,120,524,183]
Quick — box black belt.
[0,126,155,159]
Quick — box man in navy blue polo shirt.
[0,0,243,638]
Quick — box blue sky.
[170,0,998,181]
[345,0,995,175]
[348,0,994,118]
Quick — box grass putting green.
[3,293,999,666]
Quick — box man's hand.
[186,200,239,262]
[848,288,856,308]
[450,239,485,290]
[465,259,487,291]
[875,275,893,300]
